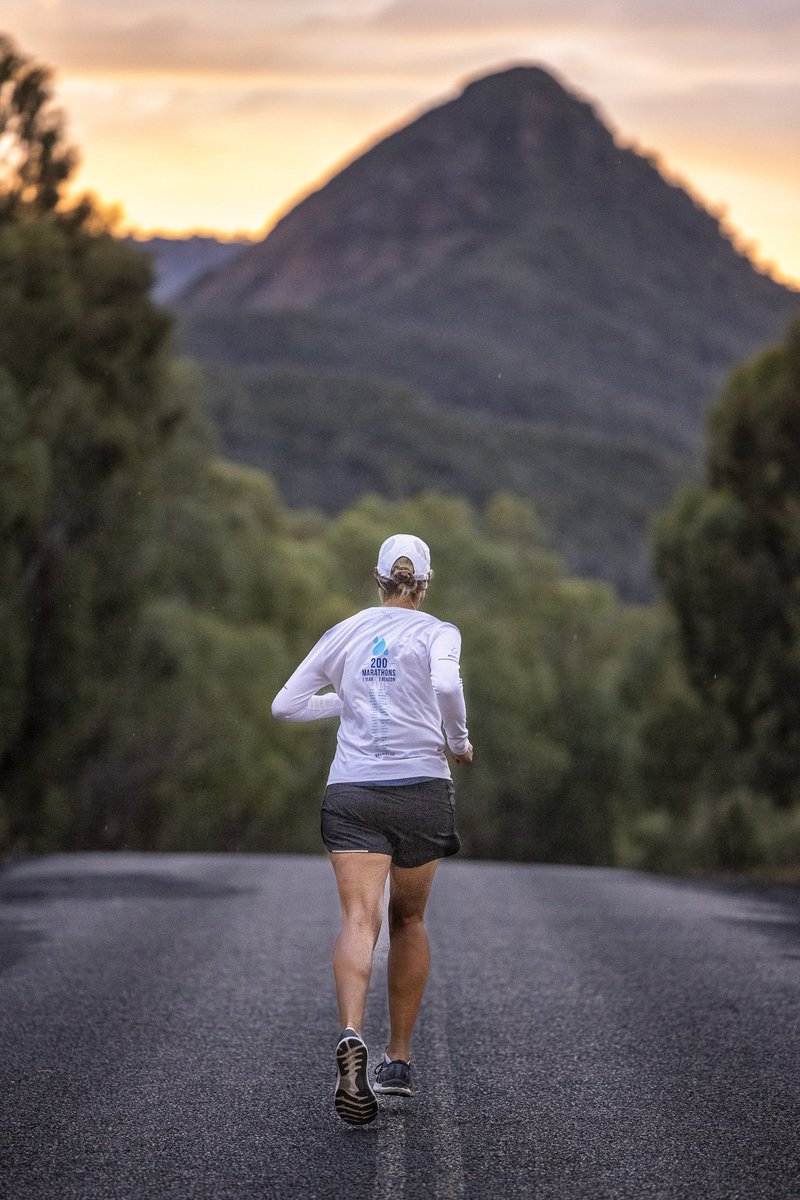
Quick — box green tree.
[654,319,800,808]
[0,215,183,848]
[108,457,340,853]
[0,36,185,848]
[0,32,77,220]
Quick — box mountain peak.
[181,64,627,311]
[459,62,589,109]
[180,62,793,329]
[465,62,562,90]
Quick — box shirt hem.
[327,761,452,785]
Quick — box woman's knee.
[388,902,425,934]
[342,906,383,943]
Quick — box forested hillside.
[199,360,684,598]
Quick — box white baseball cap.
[376,534,431,580]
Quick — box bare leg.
[386,860,439,1061]
[329,852,391,1034]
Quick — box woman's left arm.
[429,626,470,754]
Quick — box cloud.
[373,0,800,36]
[6,1,402,74]
[8,0,798,93]
[625,79,800,151]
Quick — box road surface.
[1,853,799,1198]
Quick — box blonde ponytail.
[376,556,431,604]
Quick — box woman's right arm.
[271,640,343,722]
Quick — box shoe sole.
[374,1083,413,1097]
[335,1035,378,1125]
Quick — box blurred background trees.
[0,32,76,220]
[651,319,800,870]
[2,33,799,874]
[0,33,181,849]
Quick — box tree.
[0,36,186,848]
[0,214,185,846]
[653,319,800,806]
[0,33,77,220]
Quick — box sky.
[5,0,800,285]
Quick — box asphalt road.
[1,853,799,1199]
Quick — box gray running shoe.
[374,1055,412,1097]
[334,1029,378,1125]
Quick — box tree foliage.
[187,329,690,601]
[0,33,77,220]
[0,36,183,847]
[0,214,183,846]
[654,319,800,808]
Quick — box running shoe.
[374,1054,412,1097]
[334,1028,378,1125]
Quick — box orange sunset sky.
[6,0,800,285]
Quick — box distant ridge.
[131,235,250,303]
[176,65,798,597]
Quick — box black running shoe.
[374,1055,412,1097]
[334,1029,378,1125]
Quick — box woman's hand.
[452,742,474,765]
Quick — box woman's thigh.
[329,851,391,925]
[388,859,439,922]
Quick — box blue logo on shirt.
[364,635,395,679]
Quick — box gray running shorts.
[321,779,461,869]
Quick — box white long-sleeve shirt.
[271,606,469,783]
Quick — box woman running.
[271,533,473,1125]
